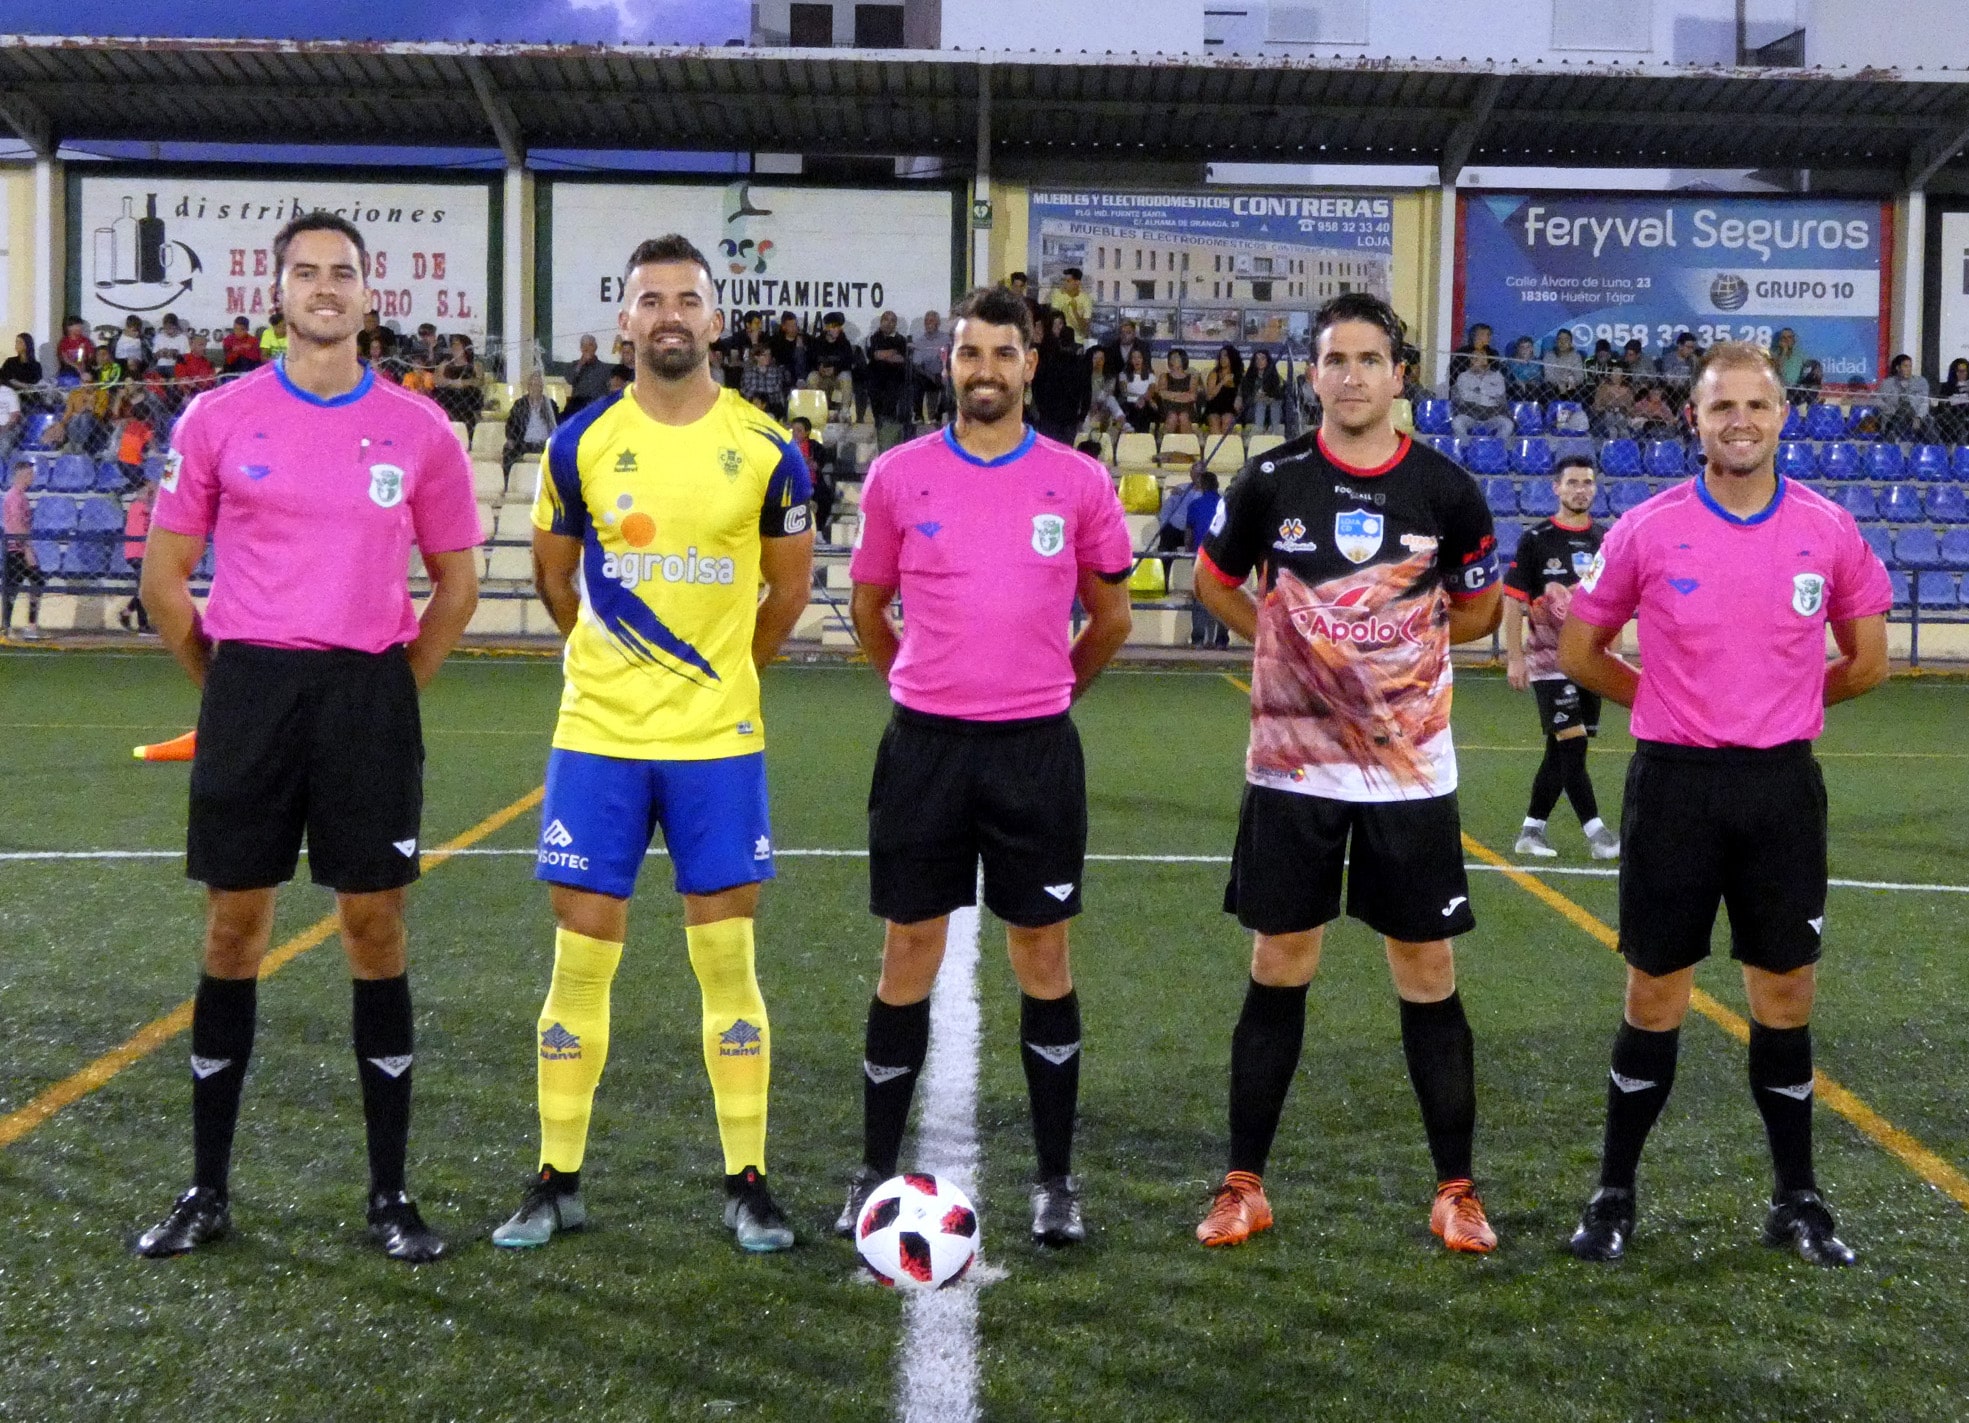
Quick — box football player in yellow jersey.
[493,235,814,1253]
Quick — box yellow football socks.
[686,916,771,1175]
[535,928,623,1173]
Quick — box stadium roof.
[0,35,1966,184]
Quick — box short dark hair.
[1554,454,1596,479]
[789,416,811,433]
[1062,266,1083,280]
[623,234,714,284]
[950,285,1034,349]
[272,210,367,285]
[1008,271,1029,285]
[1313,292,1406,360]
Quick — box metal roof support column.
[1433,181,1458,390]
[972,65,992,288]
[464,57,530,384]
[1897,187,1924,372]
[32,156,57,361]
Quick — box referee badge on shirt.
[1032,513,1066,557]
[1334,508,1384,564]
[368,463,405,509]
[1792,572,1826,616]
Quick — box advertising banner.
[1027,189,1396,348]
[1938,210,1969,373]
[73,173,492,343]
[1458,193,1891,382]
[547,181,956,361]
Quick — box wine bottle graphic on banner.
[138,195,167,283]
[110,197,140,283]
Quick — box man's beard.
[957,381,1018,421]
[641,337,703,380]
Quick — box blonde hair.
[1691,340,1784,397]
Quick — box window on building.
[1251,281,1273,302]
[1252,257,1273,275]
[853,3,905,47]
[789,3,834,46]
[1133,280,1157,301]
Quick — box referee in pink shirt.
[1560,342,1890,1266]
[838,285,1135,1246]
[134,213,483,1263]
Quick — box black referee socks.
[1227,979,1309,1178]
[1749,1022,1818,1197]
[190,974,257,1191]
[862,995,931,1178]
[1599,1021,1680,1192]
[1020,990,1082,1181]
[352,975,415,1198]
[1399,991,1477,1184]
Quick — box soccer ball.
[854,1173,980,1290]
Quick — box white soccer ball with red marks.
[854,1172,979,1291]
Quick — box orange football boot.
[1430,1178,1497,1254]
[1196,1170,1274,1248]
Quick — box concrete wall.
[0,166,25,342]
[942,0,1204,53]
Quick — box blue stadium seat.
[1780,407,1807,439]
[1609,478,1650,514]
[71,496,121,575]
[1888,570,1911,607]
[1549,435,1595,466]
[1483,477,1518,517]
[1519,481,1560,518]
[1776,442,1815,480]
[1546,400,1587,434]
[1915,571,1957,608]
[1493,518,1524,555]
[1643,440,1685,479]
[1941,529,1969,567]
[1927,484,1968,524]
[1684,442,1706,474]
[1845,405,1881,439]
[1511,402,1544,436]
[1867,444,1906,482]
[29,493,76,572]
[1591,485,1614,518]
[1464,437,1510,475]
[1895,526,1942,569]
[96,459,132,492]
[1510,438,1553,477]
[1802,404,1847,441]
[19,409,59,451]
[1882,484,1924,523]
[1818,443,1862,481]
[1414,398,1452,435]
[1438,436,1467,467]
[1956,446,1969,481]
[1911,444,1950,481]
[49,454,95,493]
[1835,485,1879,521]
[1598,439,1642,477]
[1863,526,1894,565]
[194,547,215,581]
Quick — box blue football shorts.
[534,748,775,899]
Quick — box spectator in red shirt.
[57,316,95,377]
[173,344,216,398]
[221,317,263,374]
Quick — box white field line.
[3,847,1966,897]
[896,901,983,1423]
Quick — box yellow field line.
[1460,831,1969,1212]
[1216,671,1969,1210]
[0,785,544,1149]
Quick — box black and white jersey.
[1503,518,1606,681]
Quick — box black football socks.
[190,974,257,1191]
[861,995,931,1178]
[1599,1021,1680,1191]
[1749,1021,1818,1197]
[1020,990,1082,1180]
[1227,980,1309,1177]
[353,975,415,1198]
[1399,991,1477,1183]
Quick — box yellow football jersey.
[532,387,813,760]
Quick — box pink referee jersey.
[153,362,483,654]
[850,425,1134,721]
[1568,476,1890,748]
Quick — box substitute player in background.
[1560,343,1889,1266]
[1503,454,1619,861]
[839,285,1133,1246]
[493,236,813,1254]
[1192,291,1504,1254]
[135,212,482,1262]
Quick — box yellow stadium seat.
[1392,398,1415,434]
[542,377,571,407]
[486,543,533,582]
[471,459,507,501]
[1202,435,1246,474]
[1128,556,1166,598]
[1114,431,1159,471]
[1118,472,1162,515]
[787,388,831,427]
[1159,431,1201,465]
[482,381,515,418]
[1246,433,1286,460]
[471,421,507,459]
[508,461,542,502]
[448,420,471,449]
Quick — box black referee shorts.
[188,642,425,894]
[867,705,1087,929]
[1617,739,1827,978]
[1532,678,1601,738]
[1224,785,1476,942]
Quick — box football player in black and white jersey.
[1502,455,1619,861]
[1191,292,1505,1254]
